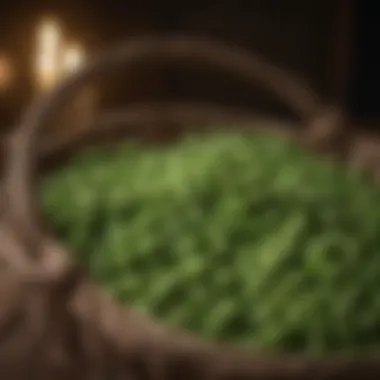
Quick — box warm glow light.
[61,44,85,76]
[35,18,62,91]
[33,17,87,94]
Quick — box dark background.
[0,0,378,125]
[350,0,380,119]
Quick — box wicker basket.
[0,35,378,380]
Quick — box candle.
[32,18,97,140]
[34,18,62,93]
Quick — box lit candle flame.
[33,17,87,94]
[35,18,62,92]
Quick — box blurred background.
[0,0,377,130]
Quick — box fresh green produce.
[40,131,380,354]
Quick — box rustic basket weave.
[0,35,378,379]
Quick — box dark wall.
[349,0,380,120]
[157,1,341,118]
[0,1,374,124]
